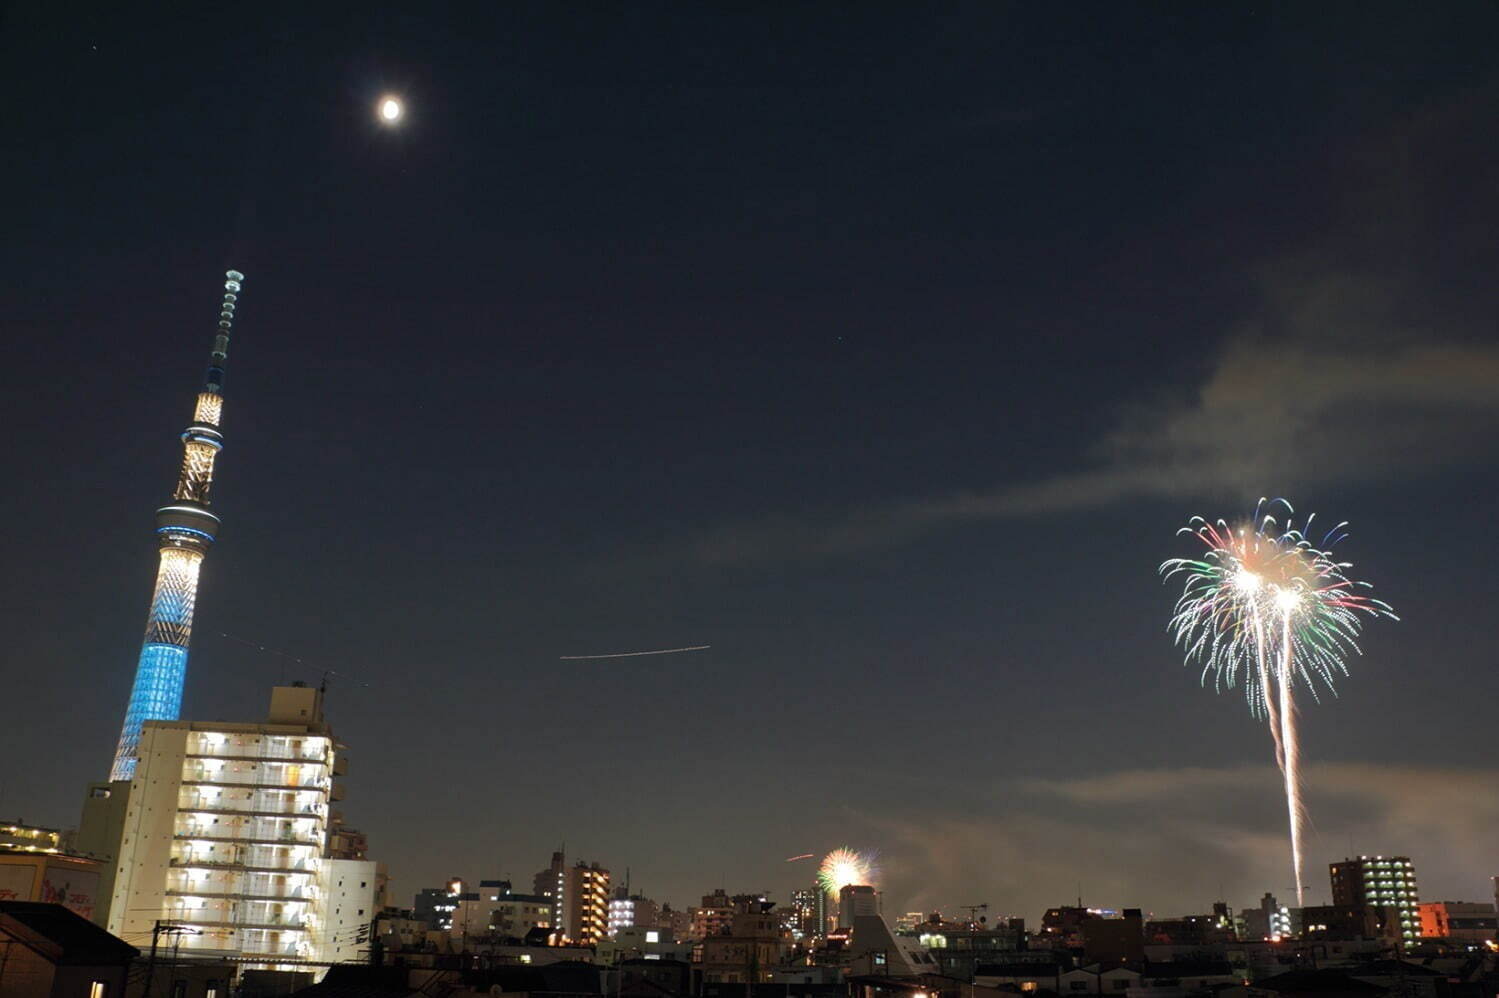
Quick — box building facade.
[1417,901,1498,943]
[690,890,734,941]
[608,888,660,938]
[566,861,610,944]
[839,885,879,927]
[1241,893,1292,941]
[0,852,107,924]
[105,684,361,970]
[0,822,63,855]
[699,909,790,984]
[1329,856,1420,945]
[532,852,566,930]
[324,858,382,964]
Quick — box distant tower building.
[1330,856,1420,945]
[566,861,610,944]
[811,881,829,936]
[691,890,735,941]
[839,884,879,927]
[608,887,661,938]
[791,889,819,938]
[533,851,566,931]
[109,271,247,782]
[1242,893,1292,940]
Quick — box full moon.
[378,97,403,123]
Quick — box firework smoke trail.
[1277,606,1304,905]
[1161,499,1396,907]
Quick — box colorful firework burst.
[1160,497,1396,904]
[817,847,876,896]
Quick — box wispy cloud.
[684,318,1499,565]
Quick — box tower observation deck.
[109,270,246,782]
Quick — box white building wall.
[324,859,379,964]
[109,725,190,940]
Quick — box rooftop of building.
[0,848,101,865]
[1350,960,1444,977]
[977,962,1070,977]
[0,820,61,835]
[1251,969,1390,995]
[142,718,332,737]
[1138,960,1237,977]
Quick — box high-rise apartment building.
[104,684,379,969]
[532,851,566,929]
[1329,856,1420,944]
[814,881,829,936]
[790,889,819,939]
[565,861,610,944]
[607,887,660,938]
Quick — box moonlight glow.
[378,96,404,123]
[1160,498,1396,905]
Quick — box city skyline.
[3,6,1499,921]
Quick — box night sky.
[4,4,1499,920]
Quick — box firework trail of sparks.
[785,853,816,862]
[1161,498,1396,905]
[817,848,877,896]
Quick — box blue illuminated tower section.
[108,270,246,782]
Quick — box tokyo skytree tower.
[109,270,246,782]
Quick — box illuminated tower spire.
[109,270,245,782]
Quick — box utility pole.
[141,921,163,998]
[141,921,197,998]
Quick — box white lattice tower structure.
[109,271,246,782]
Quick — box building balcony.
[176,820,322,843]
[173,834,324,848]
[165,890,315,904]
[182,777,330,792]
[177,806,326,824]
[185,752,329,765]
[237,949,308,961]
[169,858,319,874]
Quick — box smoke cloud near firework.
[1160,498,1396,904]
